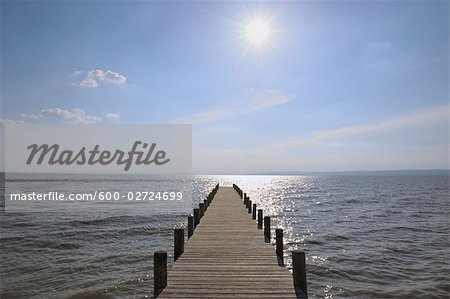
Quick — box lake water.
[1,174,449,298]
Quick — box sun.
[231,8,283,62]
[245,17,272,46]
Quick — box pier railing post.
[248,200,252,213]
[257,209,263,229]
[292,250,308,298]
[276,228,283,265]
[264,216,271,242]
[252,204,257,219]
[204,199,208,210]
[188,216,194,239]
[243,193,247,205]
[174,228,184,261]
[193,208,200,228]
[199,203,205,218]
[154,250,167,298]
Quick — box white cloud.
[178,89,295,125]
[19,108,121,124]
[74,77,98,88]
[97,70,127,84]
[72,69,127,88]
[22,108,102,124]
[104,112,121,120]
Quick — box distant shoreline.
[249,169,450,176]
[1,169,449,176]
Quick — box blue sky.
[1,1,449,173]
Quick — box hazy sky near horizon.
[1,1,449,173]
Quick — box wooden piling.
[276,228,283,264]
[199,203,205,218]
[174,228,184,261]
[264,216,271,242]
[193,208,200,228]
[252,203,257,219]
[187,216,193,239]
[292,250,308,298]
[154,250,167,298]
[233,184,243,198]
[257,209,263,229]
[248,200,252,213]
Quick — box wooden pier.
[154,184,307,298]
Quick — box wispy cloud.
[193,104,449,173]
[178,89,295,125]
[104,112,121,120]
[275,104,449,149]
[19,108,120,124]
[72,69,127,88]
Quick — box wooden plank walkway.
[158,186,300,298]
